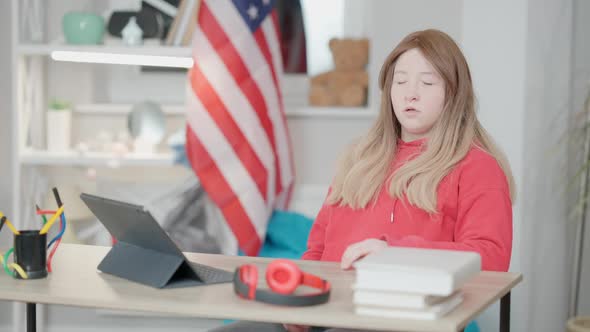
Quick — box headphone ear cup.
[240,265,258,289]
[265,259,302,295]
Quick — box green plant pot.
[62,12,105,45]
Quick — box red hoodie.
[302,139,513,272]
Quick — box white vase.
[46,109,72,152]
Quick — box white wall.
[461,2,528,331]
[572,0,590,317]
[0,0,12,226]
[463,1,577,332]
[365,0,462,112]
[0,0,14,329]
[0,0,13,229]
[522,1,573,331]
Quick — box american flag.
[185,0,295,256]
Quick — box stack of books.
[352,247,481,320]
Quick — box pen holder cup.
[14,231,48,279]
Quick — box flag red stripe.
[252,29,283,196]
[263,12,296,205]
[186,124,262,255]
[199,2,283,200]
[189,65,268,199]
[271,10,282,54]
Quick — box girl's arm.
[301,203,333,260]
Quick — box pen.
[36,204,48,224]
[39,205,64,235]
[52,187,64,207]
[0,216,20,235]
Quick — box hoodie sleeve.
[382,151,513,271]
[301,200,333,261]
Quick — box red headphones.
[233,259,331,306]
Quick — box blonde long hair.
[327,29,515,212]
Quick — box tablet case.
[80,193,231,288]
[98,241,201,288]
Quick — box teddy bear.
[308,38,369,107]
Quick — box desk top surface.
[0,244,521,332]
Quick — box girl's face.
[390,48,446,142]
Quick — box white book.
[353,247,481,296]
[354,292,463,321]
[353,288,460,309]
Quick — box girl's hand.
[340,239,388,270]
[283,324,309,332]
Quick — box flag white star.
[262,0,270,5]
[247,4,258,20]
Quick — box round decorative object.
[127,101,166,151]
[62,12,105,45]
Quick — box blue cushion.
[465,321,480,332]
[258,210,313,258]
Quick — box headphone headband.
[233,260,331,307]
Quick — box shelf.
[74,103,376,118]
[16,42,377,119]
[20,149,176,167]
[285,106,376,119]
[17,41,192,57]
[75,104,185,115]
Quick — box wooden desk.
[0,244,521,332]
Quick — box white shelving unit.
[73,103,374,118]
[11,38,374,180]
[13,41,374,171]
[17,42,193,57]
[9,4,378,217]
[20,149,175,167]
[10,4,209,331]
[11,39,189,175]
